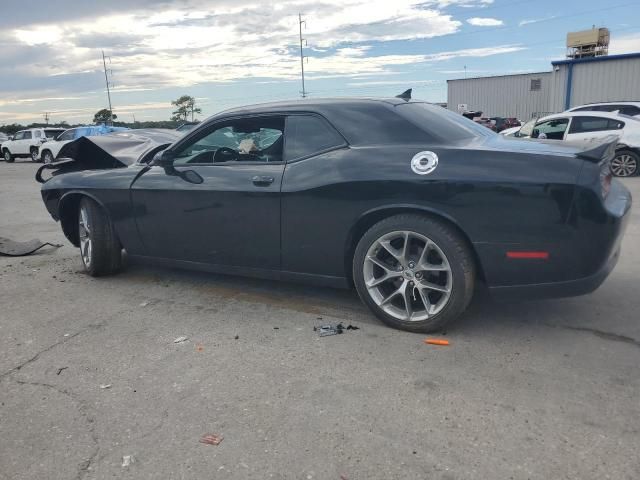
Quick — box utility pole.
[102,50,114,125]
[43,112,50,125]
[298,14,307,98]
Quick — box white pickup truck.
[1,128,65,163]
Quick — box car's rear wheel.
[78,198,122,276]
[42,150,54,164]
[611,150,639,177]
[353,214,475,333]
[30,147,39,162]
[3,149,14,163]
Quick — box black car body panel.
[39,98,631,298]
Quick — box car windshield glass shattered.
[397,102,496,142]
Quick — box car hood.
[35,129,182,183]
[56,129,181,167]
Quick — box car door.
[8,131,25,153]
[564,116,624,148]
[131,114,286,270]
[18,130,34,155]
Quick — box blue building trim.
[552,52,640,66]
[564,63,574,110]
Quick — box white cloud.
[467,17,503,26]
[518,16,556,27]
[609,32,640,55]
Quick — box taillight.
[600,161,612,199]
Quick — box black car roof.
[215,97,418,116]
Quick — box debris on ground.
[56,367,67,375]
[99,384,112,389]
[314,323,359,337]
[173,336,188,344]
[196,343,204,352]
[234,335,239,340]
[273,327,279,330]
[424,338,450,346]
[0,237,62,257]
[121,455,135,467]
[139,301,150,307]
[199,433,224,446]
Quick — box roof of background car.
[539,111,640,122]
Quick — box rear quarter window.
[285,115,345,161]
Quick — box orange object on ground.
[195,343,204,352]
[424,338,449,346]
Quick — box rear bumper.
[487,179,631,301]
[488,241,621,300]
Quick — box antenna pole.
[299,14,307,98]
[43,112,50,125]
[102,50,113,125]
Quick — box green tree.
[171,95,202,122]
[93,109,117,124]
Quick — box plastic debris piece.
[56,367,68,375]
[122,455,135,467]
[316,322,360,336]
[424,338,450,346]
[100,384,112,389]
[139,301,149,307]
[0,237,62,256]
[346,325,360,330]
[173,336,188,344]
[199,433,224,446]
[196,343,204,352]
[234,335,239,340]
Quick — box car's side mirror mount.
[152,149,175,168]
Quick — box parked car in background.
[473,117,497,131]
[567,101,640,118]
[1,128,65,162]
[509,111,640,176]
[38,125,129,164]
[490,117,521,133]
[37,98,631,333]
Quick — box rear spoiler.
[575,135,619,163]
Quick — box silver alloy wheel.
[79,205,92,268]
[43,151,53,164]
[4,150,10,161]
[31,149,38,161]
[611,153,637,177]
[363,230,452,321]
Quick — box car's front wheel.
[353,214,475,333]
[78,198,123,276]
[611,149,639,177]
[30,147,40,162]
[42,150,54,164]
[3,149,14,163]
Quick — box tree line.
[1,95,203,135]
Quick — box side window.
[173,116,284,165]
[58,130,75,141]
[568,116,617,134]
[13,131,24,140]
[285,115,345,161]
[607,119,625,130]
[23,131,33,139]
[620,106,640,116]
[533,118,569,140]
[33,130,41,138]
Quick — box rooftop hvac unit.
[566,28,609,59]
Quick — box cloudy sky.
[0,0,639,124]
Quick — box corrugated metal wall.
[569,57,640,107]
[447,55,640,119]
[447,72,551,120]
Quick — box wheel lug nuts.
[408,262,415,269]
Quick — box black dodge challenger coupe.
[38,98,631,332]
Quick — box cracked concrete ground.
[1,161,639,480]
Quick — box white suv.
[567,102,640,118]
[1,128,65,163]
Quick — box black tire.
[42,150,54,164]
[30,147,40,162]
[353,214,475,333]
[3,149,14,163]
[611,149,639,177]
[78,197,122,276]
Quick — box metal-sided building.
[447,52,640,120]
